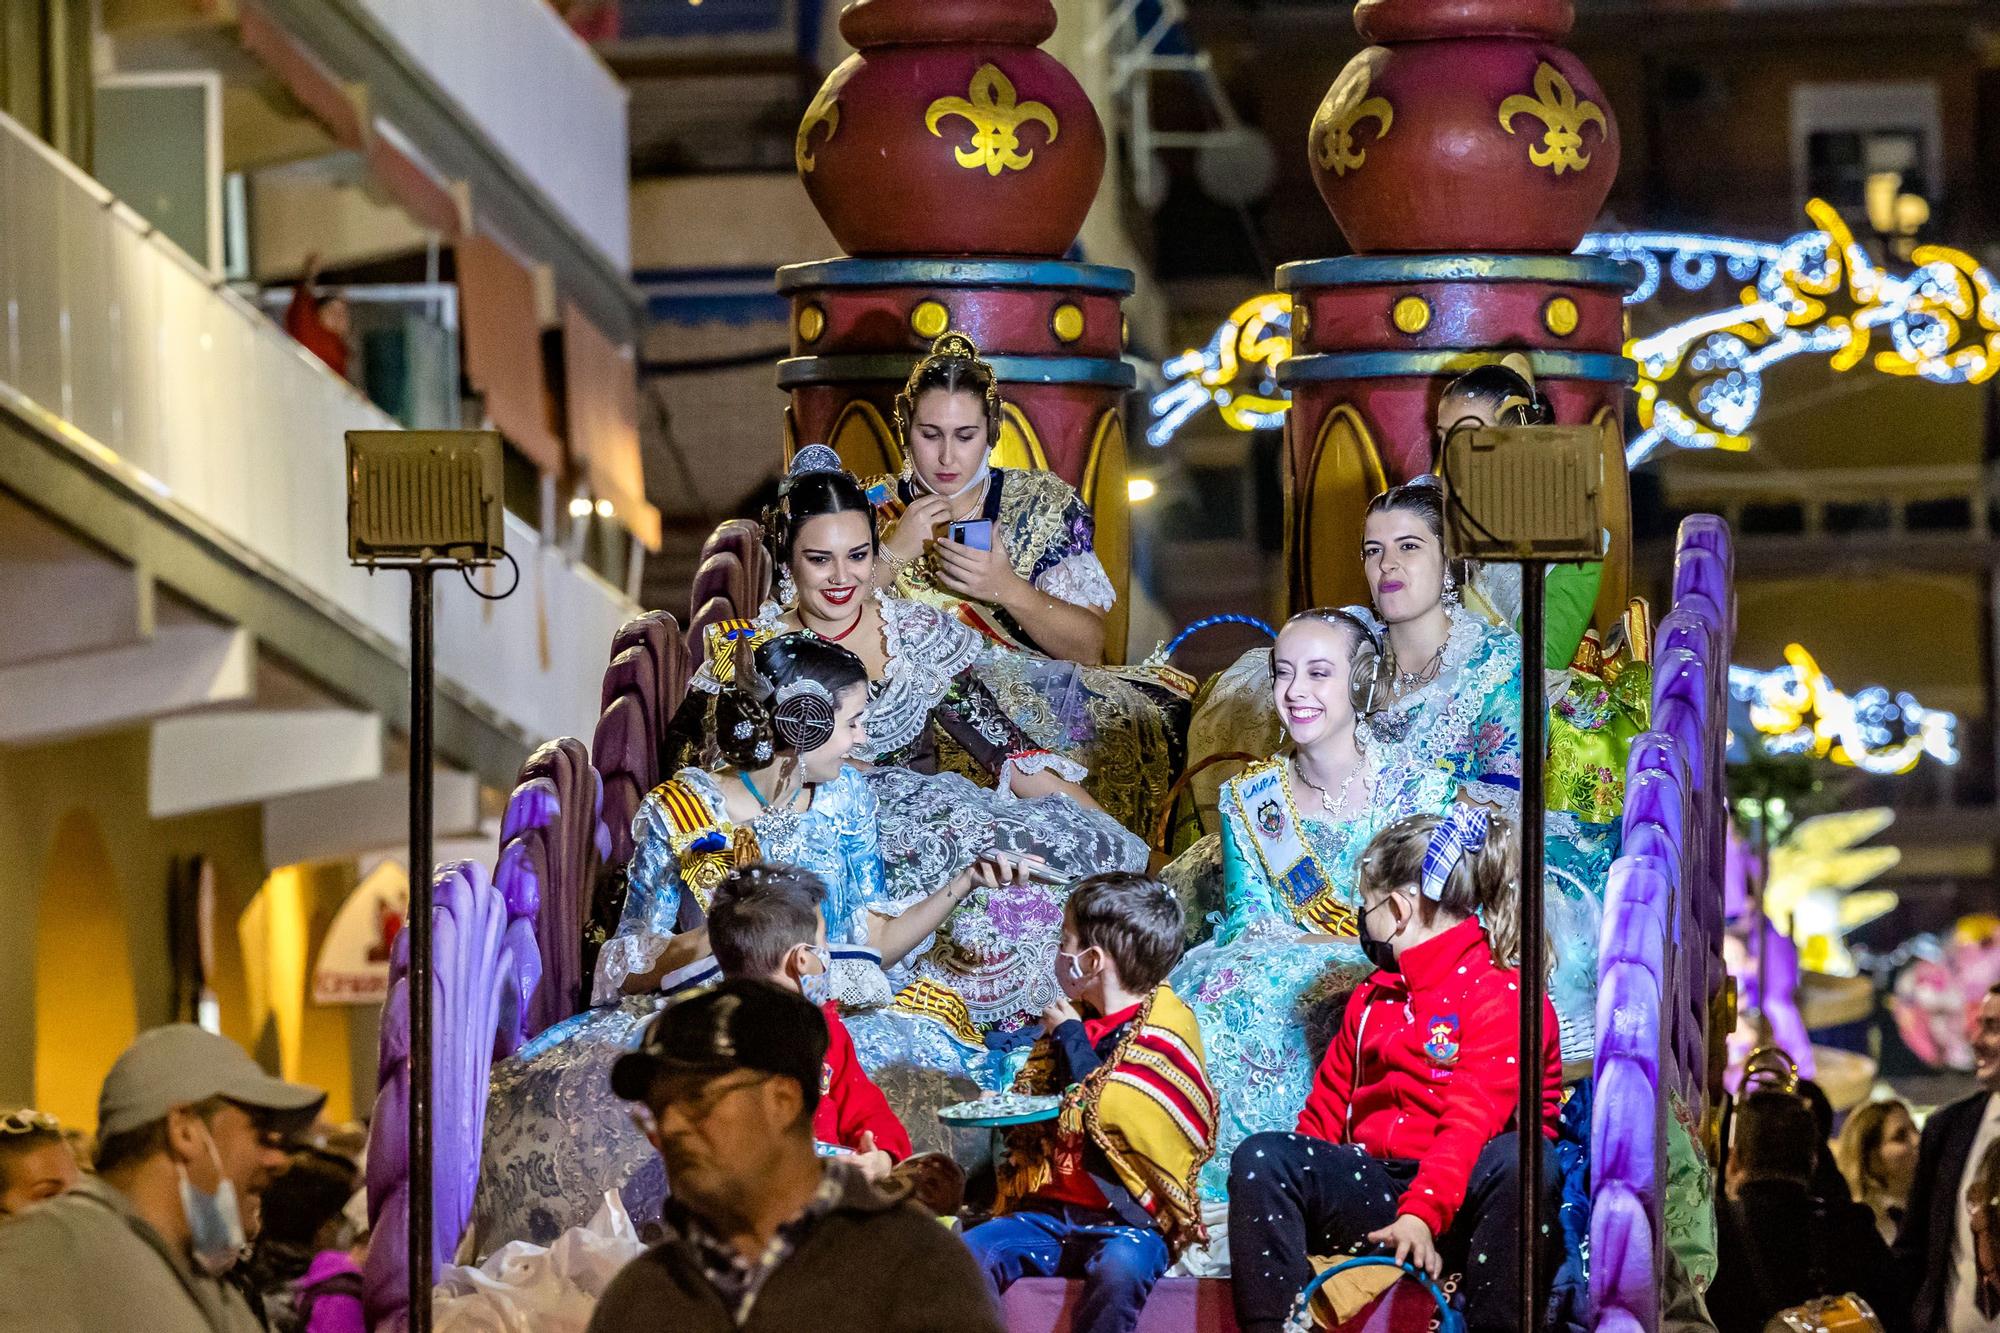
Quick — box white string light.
[1149,199,2000,467]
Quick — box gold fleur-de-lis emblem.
[925,64,1060,176]
[1499,62,1608,177]
[795,82,841,175]
[1312,52,1394,178]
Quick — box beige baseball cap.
[98,1025,326,1139]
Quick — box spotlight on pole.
[1440,421,1605,1333]
[345,430,505,1333]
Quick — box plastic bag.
[433,1192,646,1333]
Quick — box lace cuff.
[1034,551,1117,612]
[829,956,896,1010]
[999,748,1089,796]
[592,930,673,1007]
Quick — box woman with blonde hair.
[1833,1096,1919,1243]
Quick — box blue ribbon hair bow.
[1420,803,1491,901]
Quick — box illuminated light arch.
[1729,642,1960,776]
[1149,200,2000,467]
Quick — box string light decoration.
[1149,200,2000,466]
[1728,642,1960,776]
[1148,293,1292,446]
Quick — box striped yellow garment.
[891,978,985,1049]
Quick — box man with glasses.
[587,978,1003,1333]
[0,1025,324,1333]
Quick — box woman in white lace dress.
[665,451,1149,1145]
[863,333,1181,834]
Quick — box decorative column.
[777,0,1139,657]
[1278,0,1634,622]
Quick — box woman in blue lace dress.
[475,633,1031,1247]
[1168,609,1452,1266]
[1358,477,1611,1065]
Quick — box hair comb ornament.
[1337,605,1385,645]
[787,444,845,480]
[895,330,1004,442]
[773,677,838,752]
[1420,804,1491,901]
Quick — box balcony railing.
[0,110,636,749]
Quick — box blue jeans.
[963,1202,1172,1333]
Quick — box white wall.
[0,111,636,751]
[347,0,631,270]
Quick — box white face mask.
[175,1120,247,1276]
[913,456,990,501]
[798,944,834,1006]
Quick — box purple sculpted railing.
[687,519,773,668]
[501,738,611,1038]
[593,611,692,872]
[364,860,541,1330]
[1591,516,1733,1333]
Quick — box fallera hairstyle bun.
[713,632,869,769]
[894,331,1003,448]
[766,446,877,569]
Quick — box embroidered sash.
[650,778,760,912]
[1230,762,1358,937]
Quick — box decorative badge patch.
[1257,798,1286,839]
[1423,1014,1461,1067]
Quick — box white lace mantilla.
[860,593,982,759]
[1364,606,1522,820]
[1034,551,1117,612]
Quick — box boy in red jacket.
[705,864,913,1176]
[1227,806,1563,1333]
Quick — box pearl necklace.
[1292,753,1363,818]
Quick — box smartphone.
[947,518,993,552]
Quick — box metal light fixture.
[345,429,504,1333]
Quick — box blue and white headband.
[1420,804,1490,901]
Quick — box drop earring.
[1442,567,1458,602]
[777,568,798,607]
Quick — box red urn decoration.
[1308,0,1619,254]
[797,0,1107,258]
[1278,0,1633,624]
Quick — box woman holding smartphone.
[862,332,1179,835]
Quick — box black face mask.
[1358,898,1401,973]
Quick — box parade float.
[357,2,1736,1329]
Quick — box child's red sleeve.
[1295,986,1365,1143]
[1395,982,1520,1236]
[823,1008,914,1161]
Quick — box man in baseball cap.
[0,1024,324,1333]
[589,978,1003,1333]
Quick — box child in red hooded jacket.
[1227,805,1563,1333]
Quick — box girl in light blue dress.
[1170,609,1452,1254]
